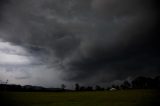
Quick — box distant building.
[109,88,117,91]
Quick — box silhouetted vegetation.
[120,81,131,89]
[0,76,160,92]
[131,76,160,89]
[75,83,80,91]
[61,84,66,91]
[95,85,105,91]
[75,84,93,91]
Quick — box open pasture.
[0,90,159,106]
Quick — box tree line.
[74,76,160,91]
[0,76,160,92]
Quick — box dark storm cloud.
[0,0,9,20]
[0,0,9,9]
[0,0,159,85]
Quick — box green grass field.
[0,90,159,106]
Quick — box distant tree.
[4,80,8,91]
[121,81,131,89]
[95,85,101,91]
[86,86,93,91]
[61,84,66,90]
[115,85,120,90]
[131,76,154,89]
[95,85,104,91]
[106,87,111,91]
[112,85,116,88]
[75,83,80,91]
[154,76,160,89]
[80,86,85,91]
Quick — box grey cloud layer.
[0,0,159,85]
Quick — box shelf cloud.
[0,0,159,87]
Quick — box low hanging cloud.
[0,0,159,86]
[0,39,64,87]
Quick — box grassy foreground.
[0,90,159,106]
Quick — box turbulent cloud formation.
[0,39,64,87]
[0,0,159,86]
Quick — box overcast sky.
[0,0,159,88]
